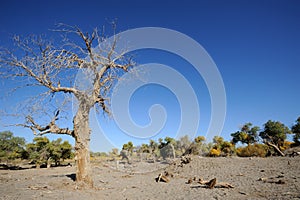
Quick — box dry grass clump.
[236,144,268,157]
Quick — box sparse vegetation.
[113,117,300,159]
[236,144,268,157]
[2,116,300,169]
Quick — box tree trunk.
[47,157,51,168]
[170,144,176,159]
[265,141,285,156]
[73,100,93,188]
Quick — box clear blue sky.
[0,0,299,152]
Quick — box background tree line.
[1,116,300,165]
[117,116,300,159]
[0,131,73,168]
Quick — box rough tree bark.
[170,143,176,159]
[73,100,93,186]
[0,24,133,188]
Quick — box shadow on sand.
[0,164,29,170]
[66,173,76,181]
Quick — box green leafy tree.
[0,131,26,162]
[49,138,63,165]
[48,138,73,166]
[259,120,291,148]
[231,123,260,145]
[60,141,73,160]
[26,137,72,167]
[291,117,300,145]
[26,137,51,167]
[122,141,134,154]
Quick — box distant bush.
[208,136,235,157]
[90,152,108,158]
[208,148,221,157]
[236,144,268,157]
[220,141,235,156]
[280,141,293,151]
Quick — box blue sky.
[0,0,299,152]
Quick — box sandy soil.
[0,156,299,200]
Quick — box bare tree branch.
[16,113,74,136]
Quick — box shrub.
[208,148,221,157]
[236,144,268,157]
[280,141,293,151]
[220,141,235,156]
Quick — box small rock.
[258,177,267,181]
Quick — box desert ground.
[0,156,299,200]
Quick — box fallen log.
[207,178,216,189]
[198,178,234,189]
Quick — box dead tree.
[0,24,134,187]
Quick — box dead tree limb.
[155,173,169,183]
[265,141,285,156]
[198,178,234,189]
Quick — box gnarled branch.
[16,112,74,137]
